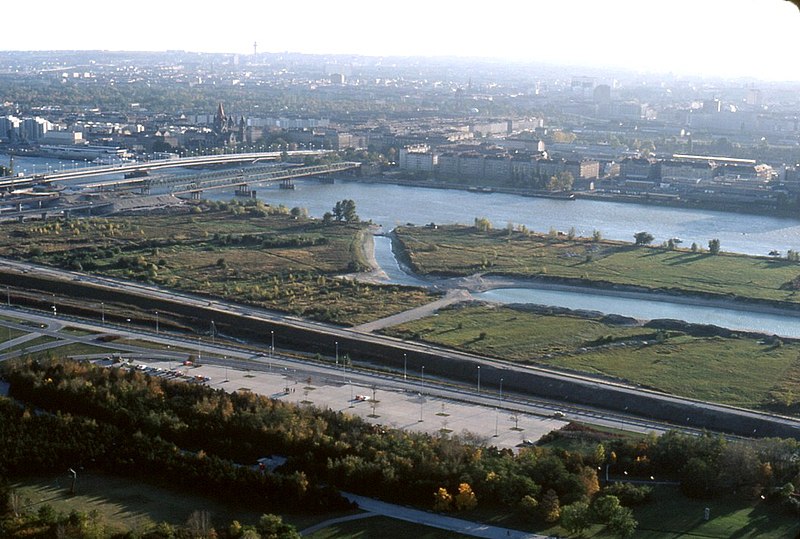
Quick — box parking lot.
[114,357,568,451]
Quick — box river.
[6,160,800,336]
[218,178,800,256]
[222,179,800,337]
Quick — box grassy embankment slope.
[387,225,800,415]
[0,203,433,326]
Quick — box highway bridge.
[0,150,334,191]
[82,161,361,196]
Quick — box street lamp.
[477,365,481,394]
[155,311,159,334]
[403,353,407,380]
[101,302,105,325]
[335,341,339,367]
[270,330,274,358]
[500,377,504,400]
[421,365,425,392]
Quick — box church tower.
[213,103,227,134]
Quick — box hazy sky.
[6,0,799,81]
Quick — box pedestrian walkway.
[340,492,548,539]
[299,511,377,536]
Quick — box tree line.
[1,358,799,538]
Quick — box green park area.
[2,357,798,539]
[0,201,433,326]
[383,303,800,415]
[395,224,800,305]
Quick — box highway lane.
[0,294,767,442]
[1,256,799,439]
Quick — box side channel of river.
[203,179,800,338]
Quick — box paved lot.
[142,358,567,450]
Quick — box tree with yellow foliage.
[454,482,477,511]
[433,487,453,512]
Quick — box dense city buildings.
[0,49,799,212]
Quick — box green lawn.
[633,486,800,538]
[307,515,472,539]
[25,343,117,358]
[2,335,58,353]
[383,304,800,414]
[11,474,334,536]
[395,225,800,305]
[0,326,27,343]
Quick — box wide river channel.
[6,154,800,337]
[218,178,800,338]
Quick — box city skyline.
[5,0,799,82]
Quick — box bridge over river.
[0,150,337,192]
[80,161,361,197]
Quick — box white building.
[399,145,437,172]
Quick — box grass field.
[0,206,434,326]
[26,343,116,358]
[11,475,476,539]
[395,225,800,305]
[633,486,800,538]
[0,326,26,344]
[2,335,58,353]
[11,474,335,536]
[383,304,800,414]
[307,516,472,539]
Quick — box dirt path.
[352,288,472,333]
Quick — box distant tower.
[253,41,258,56]
[213,103,227,134]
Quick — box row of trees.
[1,359,634,533]
[0,493,301,539]
[634,231,722,255]
[2,358,798,537]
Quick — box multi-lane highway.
[1,256,798,440]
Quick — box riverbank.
[341,228,800,339]
[354,173,797,219]
[393,224,800,314]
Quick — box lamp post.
[477,365,481,394]
[421,365,425,392]
[101,302,105,325]
[335,341,339,367]
[500,377,504,400]
[403,353,407,380]
[155,311,159,335]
